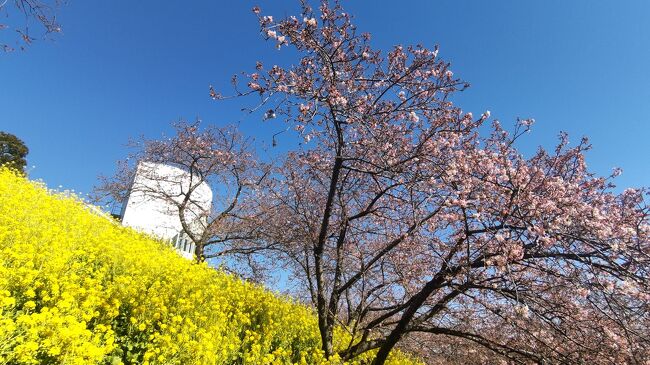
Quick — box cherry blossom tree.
[94,121,273,278]
[1,0,63,52]
[215,1,650,364]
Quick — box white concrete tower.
[120,161,213,259]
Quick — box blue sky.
[1,0,649,197]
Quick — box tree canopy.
[0,131,29,172]
[212,1,650,364]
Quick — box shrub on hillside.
[0,168,419,365]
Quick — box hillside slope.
[0,169,419,365]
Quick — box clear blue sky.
[1,0,649,197]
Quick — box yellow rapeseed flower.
[0,168,420,365]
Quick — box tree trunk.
[318,318,334,358]
[314,133,344,358]
[372,271,450,364]
[194,243,205,263]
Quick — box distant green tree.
[0,132,29,172]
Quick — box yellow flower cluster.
[0,168,419,365]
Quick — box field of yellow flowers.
[0,168,419,365]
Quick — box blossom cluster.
[0,168,418,365]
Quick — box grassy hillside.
[0,168,419,365]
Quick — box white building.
[119,161,213,259]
